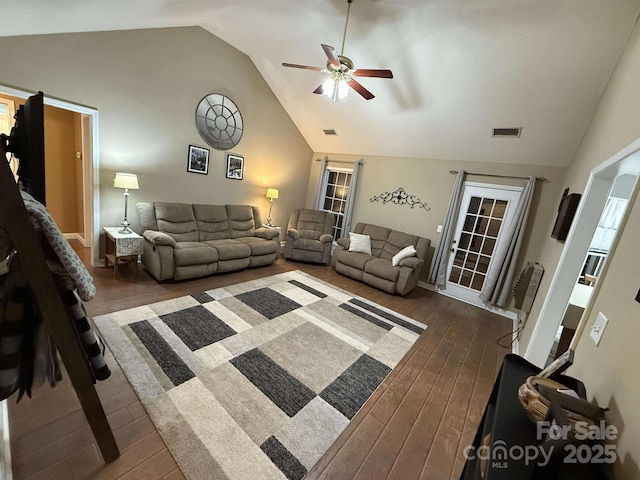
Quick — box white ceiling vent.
[323,129,337,135]
[492,127,522,137]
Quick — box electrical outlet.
[590,311,609,346]
[437,225,443,233]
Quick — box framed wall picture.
[187,145,210,175]
[226,153,244,180]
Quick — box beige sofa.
[135,202,280,281]
[332,222,431,295]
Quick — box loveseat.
[135,202,280,281]
[331,222,431,295]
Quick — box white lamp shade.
[266,188,279,199]
[114,172,139,189]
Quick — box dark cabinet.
[460,354,606,480]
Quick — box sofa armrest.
[399,257,423,269]
[143,230,176,247]
[319,234,333,244]
[287,228,300,240]
[336,237,350,249]
[255,227,280,240]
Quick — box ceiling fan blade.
[313,83,325,95]
[347,79,375,100]
[282,63,324,72]
[354,69,394,79]
[321,44,341,69]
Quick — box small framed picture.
[226,153,244,180]
[187,145,210,175]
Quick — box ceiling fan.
[282,0,393,101]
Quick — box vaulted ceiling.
[2,0,639,166]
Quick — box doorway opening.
[0,84,100,265]
[548,174,635,364]
[525,140,640,367]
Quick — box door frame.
[0,83,100,266]
[524,137,640,367]
[438,181,523,311]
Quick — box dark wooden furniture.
[461,354,605,480]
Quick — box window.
[313,158,362,241]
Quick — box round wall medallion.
[195,93,243,150]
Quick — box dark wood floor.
[7,242,512,480]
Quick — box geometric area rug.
[94,271,426,480]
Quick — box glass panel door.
[441,183,522,306]
[448,196,508,292]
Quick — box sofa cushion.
[193,204,230,241]
[336,249,372,270]
[382,230,419,261]
[226,205,256,239]
[235,237,278,256]
[173,242,218,266]
[348,233,372,255]
[359,224,391,257]
[364,258,400,282]
[290,237,326,253]
[203,239,251,260]
[297,209,332,240]
[154,203,199,242]
[392,245,417,267]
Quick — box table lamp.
[265,187,279,226]
[114,172,139,233]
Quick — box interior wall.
[519,19,640,479]
[43,105,79,233]
[306,152,567,286]
[0,26,312,245]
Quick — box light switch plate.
[590,311,609,346]
[437,225,443,233]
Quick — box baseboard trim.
[63,232,88,247]
[435,289,519,321]
[0,400,12,480]
[417,280,436,291]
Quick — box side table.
[103,227,143,277]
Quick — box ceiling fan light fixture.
[282,0,393,101]
[322,78,349,102]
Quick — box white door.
[440,183,522,306]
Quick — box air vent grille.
[492,127,521,137]
[323,129,337,135]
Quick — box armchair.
[284,209,335,265]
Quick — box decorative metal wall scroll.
[370,187,430,211]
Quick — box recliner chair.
[284,209,335,265]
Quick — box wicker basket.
[517,376,596,427]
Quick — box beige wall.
[0,26,312,245]
[518,20,640,479]
[307,152,567,286]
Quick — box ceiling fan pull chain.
[340,0,353,56]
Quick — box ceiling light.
[322,78,350,102]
